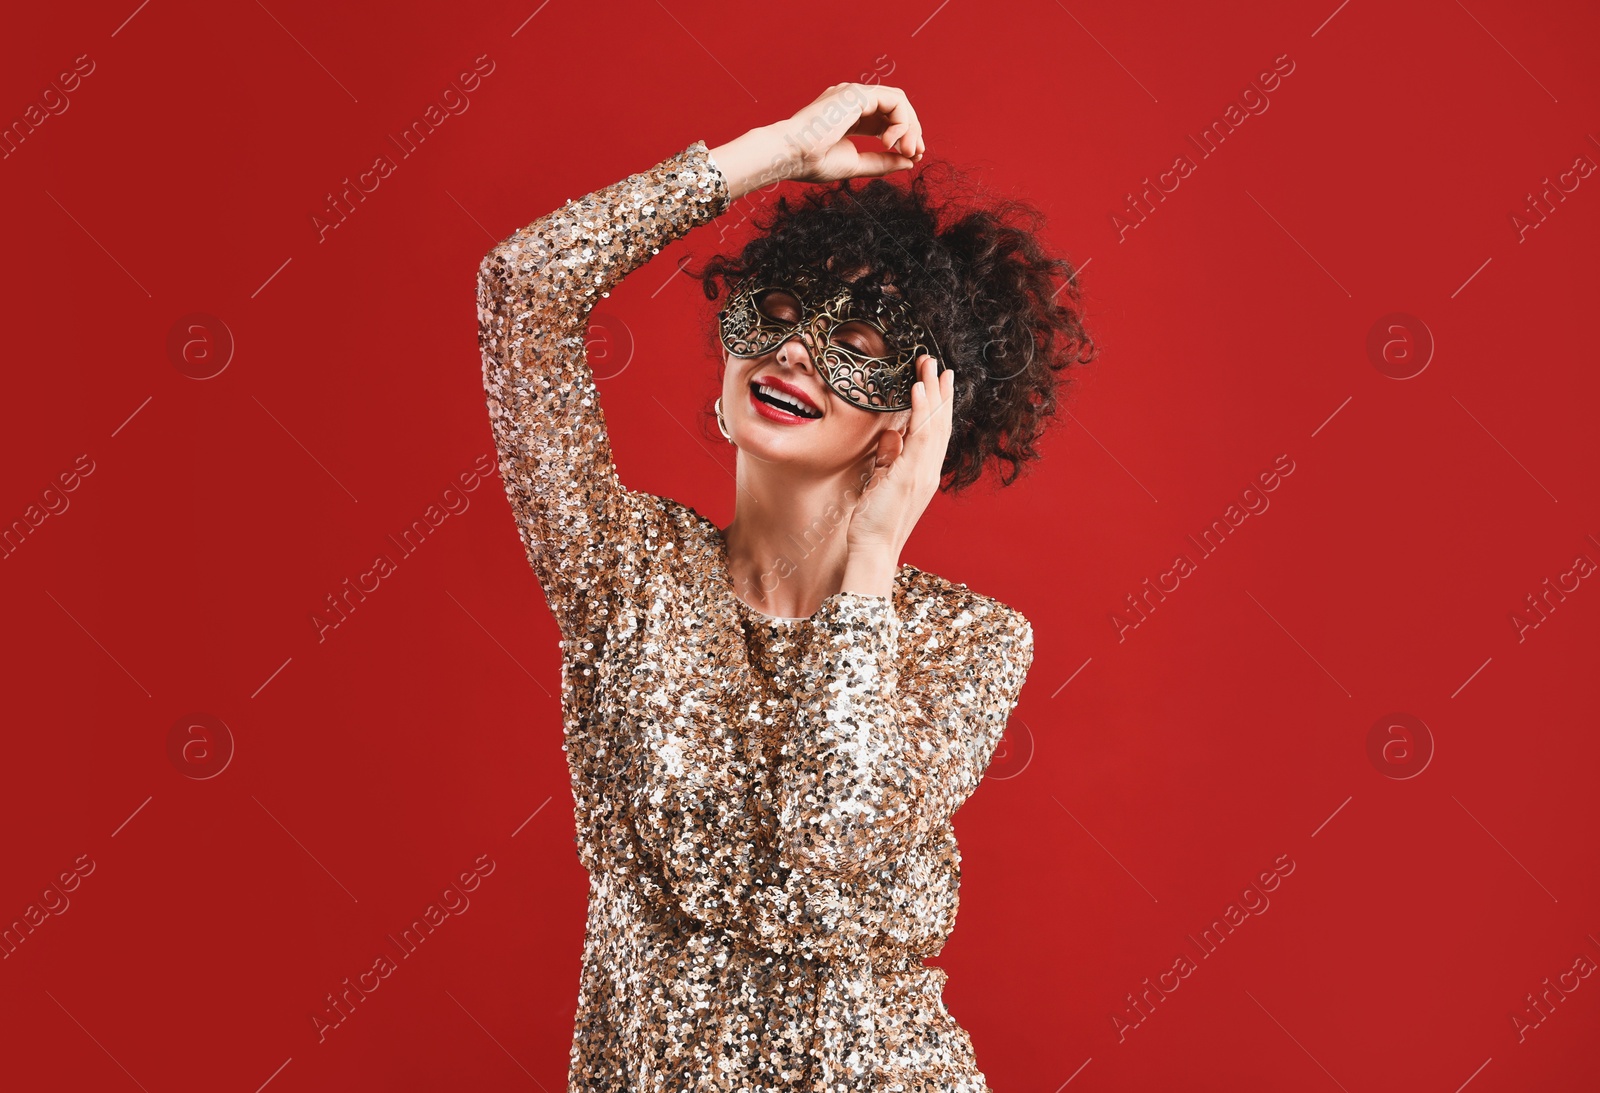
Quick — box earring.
[714,396,732,441]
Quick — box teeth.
[756,384,816,417]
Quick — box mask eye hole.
[830,320,890,358]
[754,288,801,323]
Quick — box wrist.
[708,124,796,202]
[839,546,898,599]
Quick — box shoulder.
[650,493,716,550]
[633,493,726,578]
[896,564,1034,656]
[897,567,1035,723]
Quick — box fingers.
[905,355,953,448]
[851,149,916,176]
[897,357,951,495]
[837,84,924,159]
[789,83,923,183]
[907,355,930,435]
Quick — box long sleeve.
[775,589,1033,1091]
[686,588,1034,951]
[476,141,730,647]
[646,588,1035,963]
[778,590,1035,883]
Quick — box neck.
[722,457,875,618]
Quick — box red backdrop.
[3,0,1597,1089]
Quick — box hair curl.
[688,158,1096,493]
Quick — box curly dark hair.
[687,158,1096,493]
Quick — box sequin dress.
[476,140,1035,1092]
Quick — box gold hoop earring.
[714,396,732,441]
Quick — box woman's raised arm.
[475,141,730,646]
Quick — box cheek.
[833,411,897,449]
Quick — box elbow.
[480,219,526,270]
[476,233,589,346]
[477,231,543,305]
[479,214,561,294]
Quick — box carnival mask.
[717,264,944,413]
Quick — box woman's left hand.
[844,355,955,560]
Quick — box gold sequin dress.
[476,139,1035,1092]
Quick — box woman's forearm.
[708,124,795,202]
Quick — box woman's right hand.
[710,84,926,202]
[779,83,926,184]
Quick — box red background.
[3,0,1597,1089]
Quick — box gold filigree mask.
[718,264,944,413]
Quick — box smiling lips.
[748,375,822,422]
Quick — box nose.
[775,334,812,369]
[774,317,828,371]
[774,336,806,364]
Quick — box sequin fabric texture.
[476,140,1035,1092]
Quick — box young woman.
[476,83,1093,1092]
